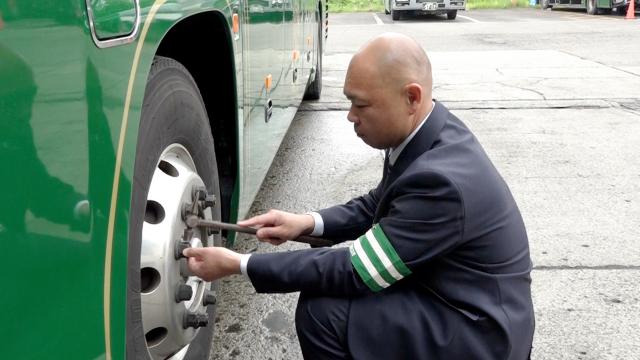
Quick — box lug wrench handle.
[186,216,333,248]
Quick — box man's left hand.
[183,247,242,281]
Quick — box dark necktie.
[382,149,392,191]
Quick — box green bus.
[0,0,326,358]
[541,0,637,15]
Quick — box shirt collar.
[389,101,435,166]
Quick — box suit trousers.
[294,286,534,360]
[294,285,468,360]
[295,293,352,359]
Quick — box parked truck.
[384,0,466,20]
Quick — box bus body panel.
[0,0,321,357]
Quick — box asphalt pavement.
[212,8,640,360]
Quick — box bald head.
[343,33,434,150]
[349,33,432,92]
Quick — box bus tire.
[304,8,323,100]
[447,10,458,19]
[127,56,221,360]
[587,0,599,15]
[617,4,628,14]
[392,8,400,20]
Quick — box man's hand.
[237,209,315,245]
[183,247,242,281]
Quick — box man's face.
[343,64,409,150]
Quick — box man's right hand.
[237,209,315,245]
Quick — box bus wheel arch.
[156,11,239,227]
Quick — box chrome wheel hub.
[140,144,214,359]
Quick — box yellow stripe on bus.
[103,0,168,358]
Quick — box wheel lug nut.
[181,202,193,221]
[174,240,190,260]
[183,312,209,329]
[203,194,216,209]
[175,283,193,302]
[203,292,217,306]
[183,227,194,242]
[193,186,207,201]
[180,260,193,278]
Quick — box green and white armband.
[349,224,412,292]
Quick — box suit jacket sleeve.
[247,170,464,295]
[316,184,381,242]
[247,248,370,295]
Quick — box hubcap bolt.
[203,292,217,306]
[183,312,209,329]
[175,283,193,302]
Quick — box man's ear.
[404,83,423,113]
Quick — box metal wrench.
[185,215,333,247]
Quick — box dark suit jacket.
[247,101,534,359]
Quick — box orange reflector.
[265,74,272,91]
[232,13,239,34]
[292,50,300,61]
[306,36,312,46]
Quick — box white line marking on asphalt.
[373,13,384,25]
[458,14,481,23]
